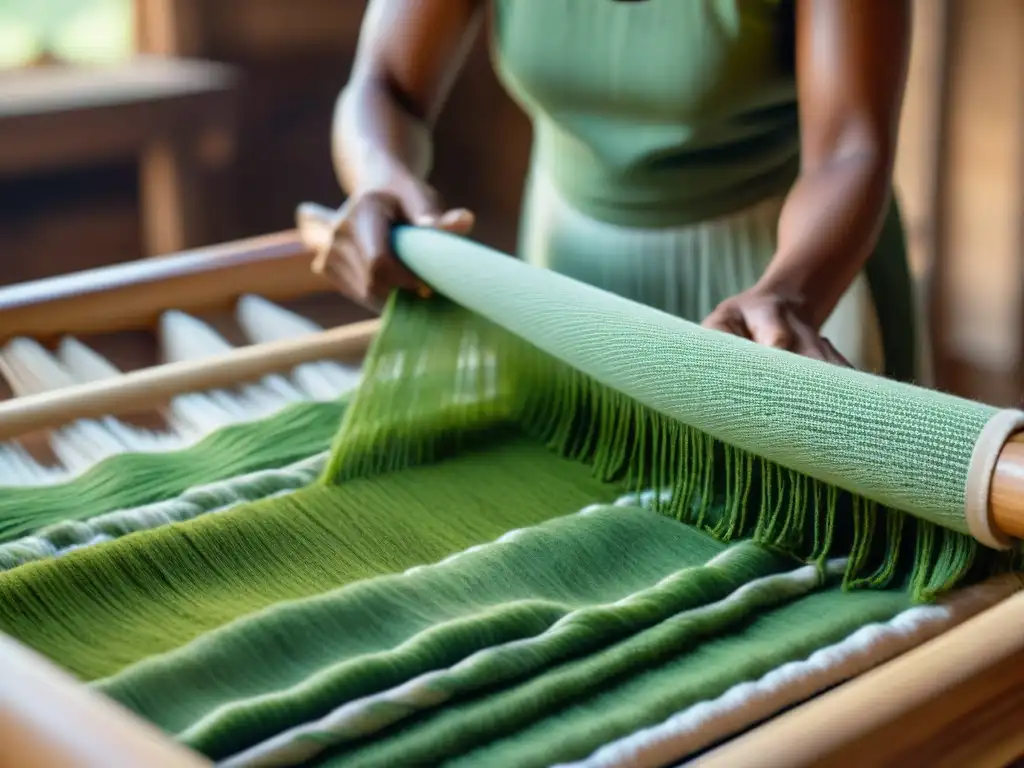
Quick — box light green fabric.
[324,227,1014,599]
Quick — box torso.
[491,0,800,228]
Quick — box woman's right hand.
[312,174,475,309]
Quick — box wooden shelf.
[0,56,239,256]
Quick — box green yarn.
[87,505,909,767]
[312,579,907,768]
[0,435,618,680]
[320,230,1022,601]
[97,505,738,759]
[2,227,1019,764]
[0,452,328,571]
[432,585,908,768]
[0,398,347,544]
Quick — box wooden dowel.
[0,320,379,440]
[989,432,1024,539]
[695,584,1024,767]
[0,633,209,767]
[0,230,330,343]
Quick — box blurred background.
[0,0,1020,405]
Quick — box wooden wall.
[0,0,531,286]
[136,0,531,253]
[884,0,1024,404]
[937,0,1024,405]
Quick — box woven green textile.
[0,435,617,680]
[0,452,328,571]
[0,398,347,544]
[0,227,1015,765]
[322,228,1016,600]
[90,504,909,767]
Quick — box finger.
[787,322,854,368]
[312,222,365,294]
[310,205,351,276]
[322,240,369,297]
[702,307,752,340]
[347,199,422,300]
[397,182,444,224]
[820,337,854,368]
[434,208,476,235]
[743,302,793,351]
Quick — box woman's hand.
[702,287,852,367]
[312,173,475,310]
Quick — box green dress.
[490,0,916,381]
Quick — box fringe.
[323,294,1019,602]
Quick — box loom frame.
[0,221,1022,767]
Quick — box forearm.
[332,76,435,195]
[759,150,893,329]
[331,0,484,197]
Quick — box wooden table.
[0,56,239,257]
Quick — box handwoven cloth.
[323,227,1021,600]
[88,504,1019,767]
[0,397,347,545]
[0,230,1020,766]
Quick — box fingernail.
[414,215,437,227]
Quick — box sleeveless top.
[491,0,799,228]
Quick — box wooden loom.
[0,205,1023,768]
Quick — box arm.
[760,0,912,329]
[703,0,911,363]
[321,0,484,306]
[333,0,485,198]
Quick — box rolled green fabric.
[323,227,1024,599]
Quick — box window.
[0,0,131,69]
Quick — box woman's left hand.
[702,287,853,367]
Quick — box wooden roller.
[0,319,379,439]
[0,634,209,768]
[0,222,378,437]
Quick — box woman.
[320,0,915,378]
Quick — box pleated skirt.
[519,169,889,375]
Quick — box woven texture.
[0,234,1019,764]
[93,503,912,767]
[0,436,616,680]
[0,398,347,544]
[316,228,1017,600]
[392,227,994,529]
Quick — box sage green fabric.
[322,227,1014,599]
[492,0,915,380]
[493,0,799,229]
[0,451,329,571]
[92,506,909,767]
[0,434,618,680]
[0,397,346,544]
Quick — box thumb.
[744,302,793,351]
[397,182,475,236]
[429,208,475,236]
[396,181,444,225]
